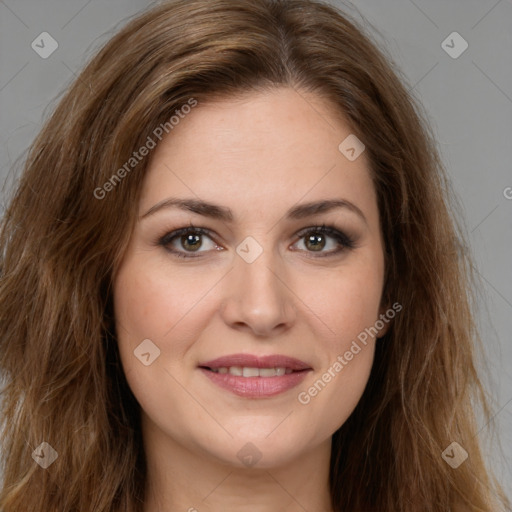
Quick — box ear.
[375,304,392,339]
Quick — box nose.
[219,245,297,337]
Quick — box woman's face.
[113,87,389,469]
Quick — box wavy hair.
[0,0,509,510]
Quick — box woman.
[0,0,509,510]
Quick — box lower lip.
[199,368,311,398]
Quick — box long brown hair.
[0,0,509,510]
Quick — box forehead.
[139,87,377,225]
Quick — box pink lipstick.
[198,353,312,398]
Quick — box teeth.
[209,366,295,376]
[242,367,259,377]
[259,367,280,377]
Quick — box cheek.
[113,252,209,341]
[112,254,200,411]
[297,307,377,433]
[112,251,226,397]
[292,257,382,417]
[113,272,160,343]
[295,260,384,345]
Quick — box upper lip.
[199,353,312,371]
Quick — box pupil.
[306,233,325,251]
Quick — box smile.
[198,353,312,398]
[208,366,294,376]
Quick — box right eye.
[158,226,223,259]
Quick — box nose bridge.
[238,242,281,298]
[237,236,285,304]
[220,235,295,335]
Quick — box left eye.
[158,225,355,259]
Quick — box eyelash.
[156,223,356,259]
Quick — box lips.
[198,353,313,398]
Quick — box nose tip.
[219,254,296,337]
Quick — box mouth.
[198,353,312,398]
[202,366,300,376]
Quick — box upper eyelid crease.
[140,198,368,226]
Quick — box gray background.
[1,0,511,502]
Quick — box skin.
[113,86,390,512]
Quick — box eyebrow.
[140,197,368,225]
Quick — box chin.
[197,431,306,470]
